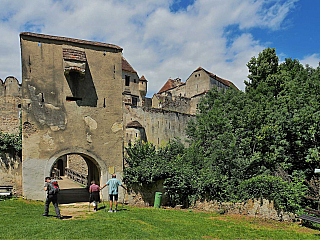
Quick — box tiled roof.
[194,67,239,90]
[140,75,148,82]
[158,79,185,94]
[20,32,122,50]
[63,48,86,62]
[122,57,137,73]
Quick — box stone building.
[152,67,238,115]
[0,32,237,200]
[20,32,124,200]
[122,57,147,107]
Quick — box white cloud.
[301,54,320,68]
[0,0,298,95]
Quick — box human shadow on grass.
[42,214,72,220]
[96,205,130,212]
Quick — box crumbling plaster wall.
[160,96,191,113]
[124,106,194,147]
[20,33,124,200]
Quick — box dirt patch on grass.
[59,202,94,219]
[208,217,229,221]
[17,198,43,205]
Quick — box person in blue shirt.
[101,174,127,212]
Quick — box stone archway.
[47,148,102,184]
[47,149,103,203]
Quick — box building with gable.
[152,67,238,115]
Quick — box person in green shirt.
[101,174,127,212]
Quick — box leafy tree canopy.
[125,48,320,212]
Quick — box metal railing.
[65,168,88,185]
[52,168,61,180]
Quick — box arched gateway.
[20,32,124,201]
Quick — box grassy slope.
[0,198,319,239]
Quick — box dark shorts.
[109,194,118,201]
[90,191,100,202]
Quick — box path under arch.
[57,177,89,204]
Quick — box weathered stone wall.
[0,77,21,134]
[128,193,294,221]
[127,180,169,207]
[0,151,22,195]
[68,154,88,175]
[160,96,191,113]
[192,199,295,221]
[124,106,194,147]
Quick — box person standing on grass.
[100,174,127,212]
[43,177,62,219]
[89,180,100,211]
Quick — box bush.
[238,174,307,212]
[0,131,22,152]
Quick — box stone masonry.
[0,77,21,134]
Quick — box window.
[125,75,130,86]
[134,79,136,83]
[66,96,82,101]
[132,97,138,106]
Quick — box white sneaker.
[114,209,117,212]
[108,210,113,213]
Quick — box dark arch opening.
[49,153,101,204]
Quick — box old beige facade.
[20,32,124,200]
[152,67,238,115]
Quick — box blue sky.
[249,0,320,61]
[0,0,318,96]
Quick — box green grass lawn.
[0,198,319,239]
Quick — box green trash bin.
[154,192,162,208]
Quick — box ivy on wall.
[0,131,22,152]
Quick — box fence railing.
[52,168,61,180]
[65,168,88,185]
